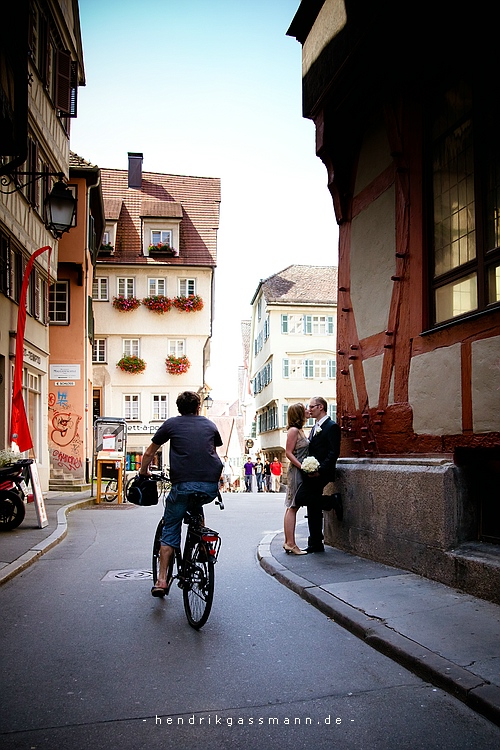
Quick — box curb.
[0,497,94,587]
[257,533,500,728]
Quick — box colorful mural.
[48,389,84,479]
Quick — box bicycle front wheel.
[152,519,174,594]
[182,540,214,629]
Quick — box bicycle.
[151,484,224,629]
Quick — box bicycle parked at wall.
[151,481,224,629]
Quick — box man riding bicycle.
[138,391,223,597]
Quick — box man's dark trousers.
[305,417,341,548]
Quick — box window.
[148,278,166,296]
[430,79,500,324]
[123,339,139,356]
[93,339,107,363]
[281,314,335,335]
[124,394,139,420]
[117,277,135,298]
[304,359,314,378]
[152,394,168,421]
[49,281,69,324]
[151,230,173,247]
[102,232,110,245]
[283,357,336,379]
[92,277,108,300]
[257,405,278,434]
[179,278,196,296]
[167,339,185,356]
[329,404,337,422]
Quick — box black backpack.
[126,475,159,506]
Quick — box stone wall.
[324,458,500,604]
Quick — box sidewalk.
[258,521,500,728]
[0,490,93,585]
[2,493,499,728]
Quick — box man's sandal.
[151,584,167,597]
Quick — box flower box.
[117,355,146,374]
[112,296,141,312]
[172,294,204,312]
[99,243,114,255]
[148,243,179,256]
[142,295,172,313]
[165,354,190,374]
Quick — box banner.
[10,245,52,452]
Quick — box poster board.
[29,462,48,528]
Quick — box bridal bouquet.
[301,456,320,474]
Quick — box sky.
[71,0,339,403]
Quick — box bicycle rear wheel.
[152,519,174,594]
[182,539,214,629]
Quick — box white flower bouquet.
[301,456,320,474]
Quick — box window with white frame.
[167,339,185,356]
[92,339,107,363]
[148,277,167,296]
[179,278,196,296]
[92,277,109,300]
[151,230,173,247]
[152,394,168,420]
[117,277,135,298]
[282,357,336,379]
[123,339,140,356]
[281,314,334,335]
[102,231,110,244]
[124,394,139,420]
[49,281,69,324]
[329,404,337,422]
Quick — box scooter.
[0,458,33,531]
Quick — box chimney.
[128,152,143,189]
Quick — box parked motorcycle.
[0,458,33,531]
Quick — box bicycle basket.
[126,476,159,506]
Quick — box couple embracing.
[283,396,342,555]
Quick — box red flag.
[10,245,52,452]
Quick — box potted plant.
[165,354,190,374]
[148,242,179,257]
[99,242,114,254]
[117,355,146,374]
[172,294,204,312]
[142,295,172,313]
[112,296,141,312]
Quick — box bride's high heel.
[283,543,307,555]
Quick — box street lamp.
[45,179,77,238]
[0,171,77,238]
[203,394,214,410]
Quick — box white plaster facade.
[248,265,338,459]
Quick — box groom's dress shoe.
[305,545,325,553]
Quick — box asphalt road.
[0,494,498,749]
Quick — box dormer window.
[141,201,182,256]
[100,224,116,254]
[151,230,172,248]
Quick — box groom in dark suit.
[303,396,342,553]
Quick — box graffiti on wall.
[48,390,83,475]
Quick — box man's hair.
[287,402,306,430]
[176,391,201,415]
[312,396,328,412]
